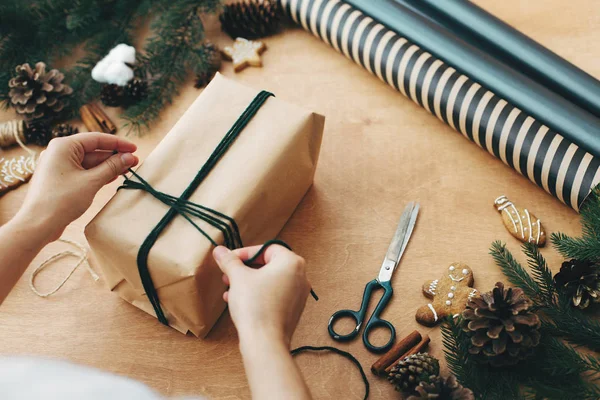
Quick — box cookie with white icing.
[494,195,546,246]
[415,263,477,327]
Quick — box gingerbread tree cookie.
[415,263,478,327]
[0,153,35,194]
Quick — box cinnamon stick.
[80,105,104,133]
[371,330,421,376]
[384,335,431,374]
[89,103,117,134]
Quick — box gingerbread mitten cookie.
[416,263,478,327]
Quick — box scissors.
[328,202,420,353]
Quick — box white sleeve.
[0,356,204,400]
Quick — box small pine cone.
[194,42,222,88]
[24,120,53,146]
[461,282,541,367]
[195,70,218,89]
[205,42,222,71]
[407,375,475,400]
[219,0,283,39]
[554,259,600,309]
[100,84,124,107]
[52,123,79,139]
[124,78,148,105]
[387,353,439,393]
[8,62,73,121]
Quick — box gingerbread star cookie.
[0,153,35,194]
[415,263,478,327]
[222,38,267,72]
[494,195,546,246]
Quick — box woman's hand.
[15,132,138,242]
[213,244,311,346]
[213,244,313,400]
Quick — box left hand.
[15,132,139,241]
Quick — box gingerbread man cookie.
[415,263,478,327]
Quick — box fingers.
[71,132,137,154]
[88,152,138,186]
[81,151,114,169]
[213,246,246,277]
[233,243,293,265]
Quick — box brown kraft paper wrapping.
[85,73,325,337]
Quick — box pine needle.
[490,241,541,302]
[522,242,555,304]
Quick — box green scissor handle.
[328,279,396,353]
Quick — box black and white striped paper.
[280,0,600,211]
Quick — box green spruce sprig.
[0,0,221,132]
[443,214,600,399]
[552,188,600,261]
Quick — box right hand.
[213,244,311,347]
[15,132,138,242]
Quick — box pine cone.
[461,282,541,367]
[219,0,283,39]
[387,353,439,392]
[407,375,475,400]
[554,259,600,309]
[8,62,73,121]
[52,123,79,139]
[100,84,124,107]
[195,43,222,88]
[124,78,148,105]
[24,120,53,146]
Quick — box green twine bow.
[118,90,316,327]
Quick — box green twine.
[118,91,316,326]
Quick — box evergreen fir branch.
[551,232,600,262]
[122,1,216,133]
[490,241,541,302]
[536,334,600,377]
[441,318,470,385]
[523,377,600,400]
[552,188,600,262]
[67,0,150,115]
[522,242,555,304]
[542,294,600,350]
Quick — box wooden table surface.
[1,1,599,399]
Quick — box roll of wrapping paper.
[280,0,600,211]
[395,0,600,120]
[334,0,600,161]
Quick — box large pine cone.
[554,259,600,309]
[9,62,73,121]
[388,353,439,393]
[219,0,282,39]
[461,282,540,367]
[407,375,475,400]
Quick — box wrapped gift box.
[85,73,325,337]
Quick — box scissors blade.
[377,202,420,283]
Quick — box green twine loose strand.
[291,346,369,399]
